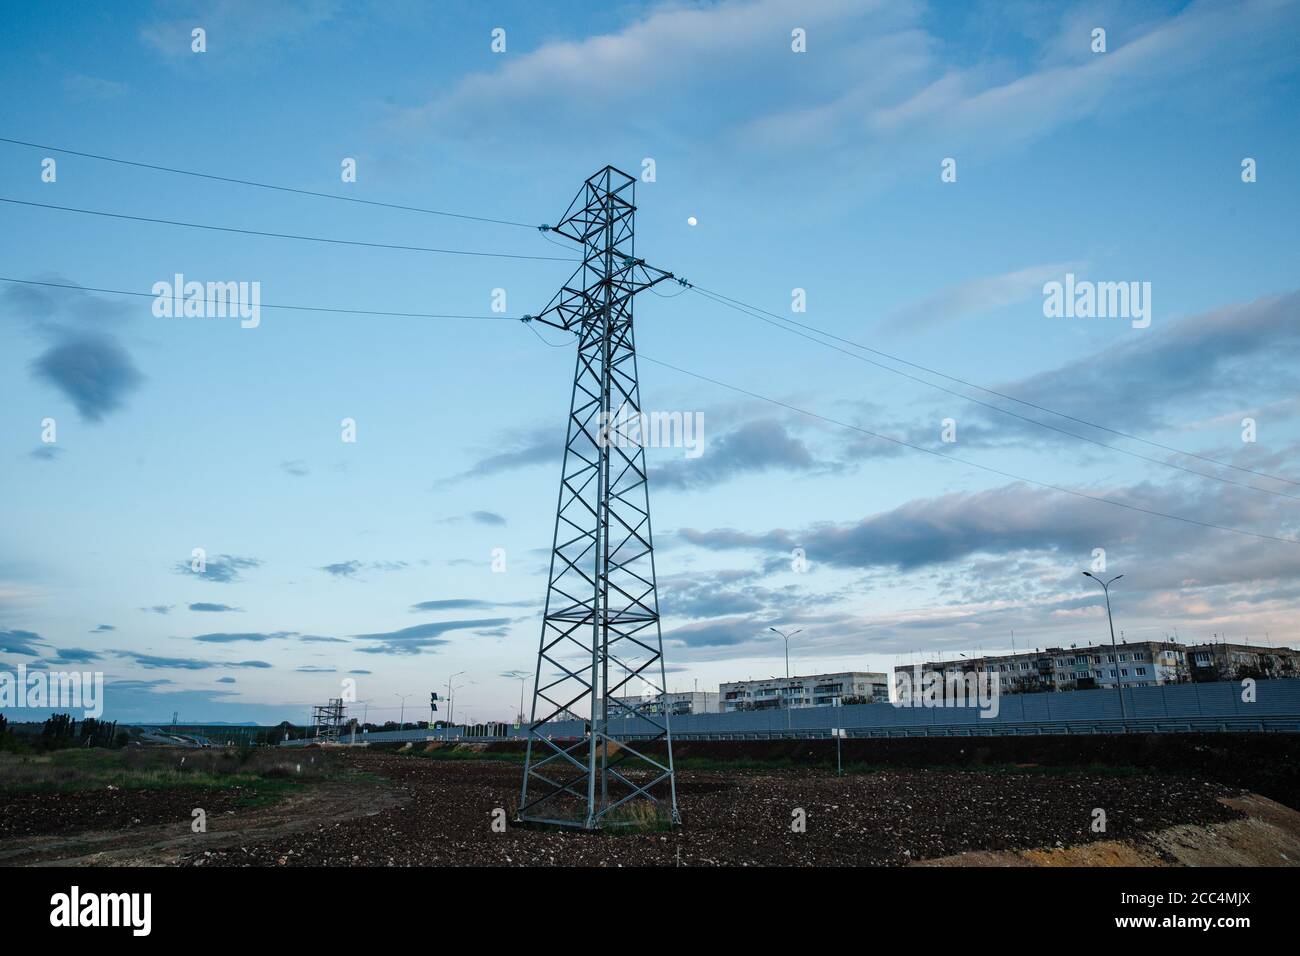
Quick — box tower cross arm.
[522,260,678,332]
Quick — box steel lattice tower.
[517,166,680,829]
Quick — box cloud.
[295,665,336,673]
[280,459,310,477]
[999,290,1300,434]
[659,568,805,620]
[29,333,144,423]
[63,73,128,100]
[140,605,174,615]
[140,0,342,61]
[470,510,507,526]
[91,624,115,632]
[0,274,133,330]
[884,262,1081,334]
[351,617,513,655]
[410,599,500,613]
[742,0,1300,169]
[664,616,763,648]
[188,602,242,613]
[46,647,103,664]
[402,0,884,146]
[173,555,261,584]
[319,560,409,579]
[114,651,273,671]
[216,677,236,684]
[678,481,1263,572]
[190,632,294,644]
[391,0,1300,233]
[651,419,820,490]
[449,429,559,482]
[0,629,43,656]
[29,446,62,461]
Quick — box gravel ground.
[1,786,254,839]
[180,751,1243,867]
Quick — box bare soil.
[5,749,1294,867]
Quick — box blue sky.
[1,0,1298,725]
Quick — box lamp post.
[446,670,466,725]
[1082,571,1126,721]
[450,680,473,730]
[769,627,803,733]
[394,692,412,731]
[502,670,530,725]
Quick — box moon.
[687,216,698,226]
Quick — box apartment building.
[611,690,720,716]
[720,672,890,713]
[1186,642,1300,681]
[895,640,1191,697]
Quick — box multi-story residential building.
[720,672,890,713]
[1186,642,1300,681]
[611,691,720,716]
[895,640,1197,698]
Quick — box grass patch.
[398,744,526,763]
[0,746,347,797]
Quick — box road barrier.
[282,678,1300,746]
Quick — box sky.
[1,0,1298,726]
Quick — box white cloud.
[884,261,1083,334]
[397,0,1299,180]
[140,0,341,61]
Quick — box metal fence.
[282,678,1300,746]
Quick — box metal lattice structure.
[517,166,680,829]
[312,698,347,743]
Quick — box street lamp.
[394,692,412,730]
[446,671,466,725]
[1082,571,1126,721]
[502,670,531,726]
[450,680,473,728]
[769,627,803,681]
[769,626,803,732]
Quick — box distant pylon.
[517,166,680,829]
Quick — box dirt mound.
[917,794,1300,867]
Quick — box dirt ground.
[5,747,1297,867]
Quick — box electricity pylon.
[517,166,681,829]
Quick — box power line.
[686,283,1300,489]
[0,135,539,229]
[0,275,518,321]
[630,351,1298,547]
[687,285,1300,502]
[524,320,573,347]
[0,197,577,262]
